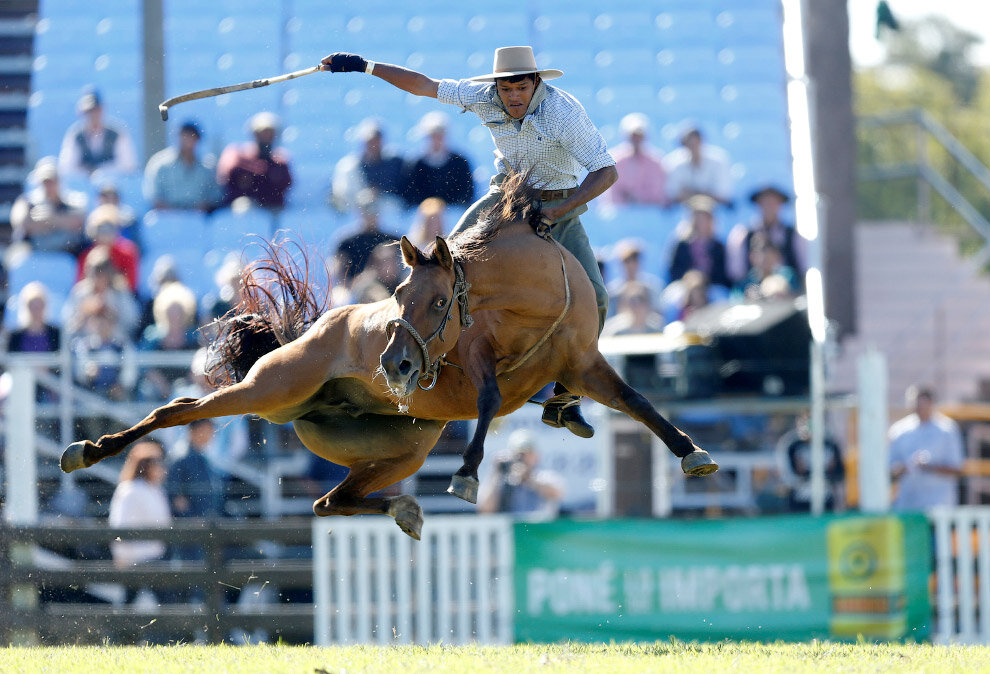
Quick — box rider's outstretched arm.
[321,52,439,98]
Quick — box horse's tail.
[205,236,330,388]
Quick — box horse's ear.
[434,236,454,271]
[399,236,424,268]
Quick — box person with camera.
[478,429,564,520]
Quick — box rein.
[500,222,571,375]
[386,261,473,391]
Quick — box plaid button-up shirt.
[437,79,615,190]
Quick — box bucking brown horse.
[61,171,717,539]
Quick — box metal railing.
[0,349,311,518]
[858,107,990,264]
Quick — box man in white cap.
[322,46,618,439]
[663,121,733,208]
[400,111,474,209]
[216,111,293,210]
[607,112,668,207]
[58,86,137,178]
[10,156,88,254]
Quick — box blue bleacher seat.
[656,47,720,85]
[532,12,595,49]
[278,207,341,251]
[656,83,722,123]
[719,83,788,120]
[592,10,658,48]
[215,14,282,51]
[715,9,783,47]
[140,209,209,252]
[592,48,658,86]
[139,246,214,300]
[719,119,791,166]
[716,45,785,84]
[208,207,276,254]
[653,10,717,48]
[465,13,528,38]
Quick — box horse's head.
[380,236,470,397]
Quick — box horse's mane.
[446,169,544,261]
[206,236,329,388]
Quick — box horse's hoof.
[447,474,479,504]
[389,495,424,541]
[682,450,719,477]
[60,441,93,473]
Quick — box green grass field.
[2,641,989,674]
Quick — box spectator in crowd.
[6,281,61,405]
[71,297,137,439]
[406,197,447,249]
[400,111,474,209]
[661,269,712,324]
[776,410,846,512]
[889,385,964,511]
[664,122,733,208]
[200,253,245,326]
[727,184,805,286]
[217,112,292,210]
[167,418,222,520]
[76,204,140,292]
[733,231,798,302]
[58,87,138,178]
[6,281,60,353]
[109,440,171,567]
[667,194,730,290]
[606,238,663,317]
[63,245,140,338]
[350,243,403,304]
[144,120,221,212]
[334,190,400,284]
[606,112,668,207]
[10,157,87,254]
[479,429,563,520]
[136,281,200,402]
[93,179,139,240]
[331,117,405,213]
[602,280,664,337]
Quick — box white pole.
[4,364,38,525]
[857,349,890,512]
[651,436,672,518]
[782,0,829,515]
[809,339,827,514]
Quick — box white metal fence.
[312,515,514,645]
[931,506,990,644]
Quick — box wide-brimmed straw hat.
[468,46,563,82]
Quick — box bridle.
[385,260,473,391]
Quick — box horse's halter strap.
[386,261,473,391]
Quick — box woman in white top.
[108,439,171,567]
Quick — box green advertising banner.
[513,514,931,643]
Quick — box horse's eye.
[435,297,447,309]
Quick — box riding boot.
[541,391,595,439]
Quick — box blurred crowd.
[1,84,813,523]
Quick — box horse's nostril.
[398,359,412,376]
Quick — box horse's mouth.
[386,370,419,398]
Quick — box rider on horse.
[321,46,618,440]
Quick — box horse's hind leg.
[566,354,718,476]
[313,460,429,540]
[63,361,324,472]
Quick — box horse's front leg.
[448,344,501,504]
[61,397,202,472]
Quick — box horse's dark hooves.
[389,495,424,540]
[447,474,479,504]
[60,441,93,473]
[681,450,719,477]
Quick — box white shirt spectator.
[888,411,964,510]
[664,145,733,206]
[108,478,172,566]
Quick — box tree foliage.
[855,15,990,254]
